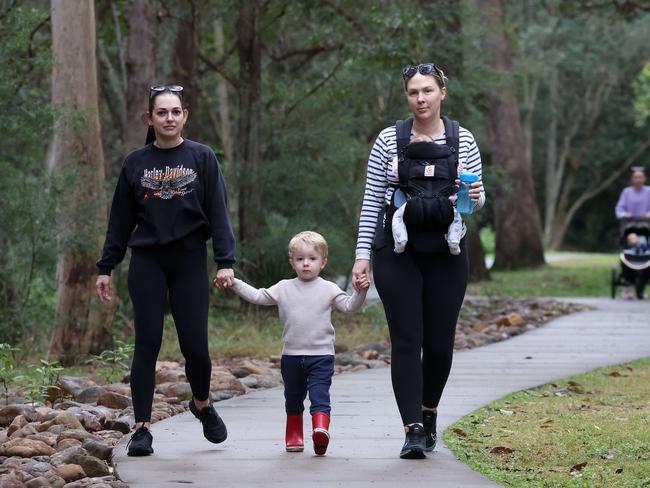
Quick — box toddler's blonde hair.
[288,231,328,259]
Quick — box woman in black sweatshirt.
[96,85,235,456]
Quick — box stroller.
[611,218,650,299]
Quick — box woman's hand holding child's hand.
[356,274,371,291]
[213,268,235,290]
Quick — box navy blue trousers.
[281,355,334,415]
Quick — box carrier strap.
[441,115,460,180]
[395,115,460,184]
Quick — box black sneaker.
[189,399,228,444]
[127,427,153,456]
[400,423,426,459]
[422,410,437,452]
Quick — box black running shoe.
[400,423,426,459]
[127,427,153,456]
[422,410,437,452]
[189,400,228,444]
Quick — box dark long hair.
[145,86,186,145]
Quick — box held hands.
[96,275,112,304]
[213,268,235,290]
[352,259,371,293]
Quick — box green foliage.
[0,4,56,346]
[0,343,21,405]
[94,341,134,384]
[632,63,650,127]
[22,359,64,406]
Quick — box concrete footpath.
[113,298,650,487]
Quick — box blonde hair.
[288,231,328,259]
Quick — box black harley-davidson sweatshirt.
[96,140,235,275]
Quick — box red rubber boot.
[285,414,304,452]
[312,412,330,456]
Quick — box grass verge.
[158,302,390,360]
[469,254,617,298]
[444,357,650,487]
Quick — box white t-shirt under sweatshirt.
[232,277,367,356]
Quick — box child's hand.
[357,275,371,290]
[213,269,234,290]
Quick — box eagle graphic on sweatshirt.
[141,165,197,200]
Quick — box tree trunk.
[236,0,263,254]
[49,0,115,363]
[480,0,545,270]
[171,0,199,139]
[467,223,491,282]
[124,0,156,152]
[214,18,234,164]
[213,16,239,238]
[543,67,559,243]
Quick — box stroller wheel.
[611,268,617,299]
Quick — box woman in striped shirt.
[352,63,485,459]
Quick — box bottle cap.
[460,172,479,183]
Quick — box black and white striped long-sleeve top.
[355,123,485,260]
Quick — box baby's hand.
[410,134,433,143]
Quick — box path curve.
[113,298,650,487]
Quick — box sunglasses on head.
[149,84,183,98]
[402,63,444,83]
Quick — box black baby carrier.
[373,115,460,254]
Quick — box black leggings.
[128,241,211,422]
[373,240,468,425]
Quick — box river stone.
[211,375,246,394]
[155,382,193,400]
[57,429,92,444]
[96,392,131,411]
[24,476,52,488]
[78,412,103,432]
[57,377,96,398]
[75,387,107,405]
[26,432,57,447]
[7,415,28,437]
[0,438,55,457]
[240,376,258,388]
[335,352,365,366]
[56,439,81,451]
[68,453,110,477]
[17,459,54,479]
[366,359,389,368]
[0,405,37,427]
[45,474,66,488]
[103,384,131,397]
[155,368,185,384]
[209,391,233,402]
[37,413,83,433]
[0,471,26,487]
[81,439,112,461]
[150,410,171,422]
[49,446,88,467]
[55,463,86,482]
[10,424,38,439]
[236,360,267,376]
[101,420,130,435]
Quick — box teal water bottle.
[457,172,479,215]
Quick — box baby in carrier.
[391,134,465,255]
